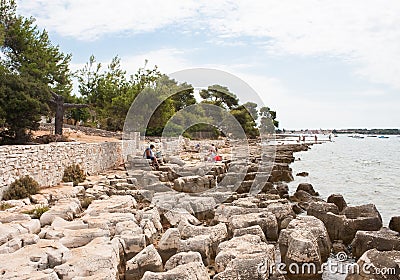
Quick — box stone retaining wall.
[0,141,124,198]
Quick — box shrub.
[2,176,39,200]
[0,202,13,210]
[23,205,49,219]
[80,197,93,209]
[62,164,86,186]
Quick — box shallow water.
[287,134,400,226]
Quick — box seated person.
[144,144,159,169]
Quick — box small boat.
[378,136,389,139]
[367,135,377,137]
[353,135,364,139]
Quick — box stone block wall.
[0,141,123,198]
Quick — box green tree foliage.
[259,106,279,135]
[65,96,90,125]
[76,56,161,131]
[0,0,72,143]
[146,75,196,136]
[200,84,239,109]
[230,102,260,139]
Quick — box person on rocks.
[144,144,160,169]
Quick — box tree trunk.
[55,99,64,135]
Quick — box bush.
[62,164,86,186]
[80,197,93,209]
[2,176,39,200]
[23,205,49,219]
[0,202,13,210]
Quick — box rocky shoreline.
[0,140,399,279]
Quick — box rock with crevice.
[296,183,319,196]
[125,244,163,280]
[327,193,347,212]
[0,239,69,278]
[82,212,137,236]
[158,228,181,263]
[233,225,267,242]
[59,228,110,248]
[164,251,203,271]
[178,220,228,253]
[178,234,213,265]
[278,216,331,278]
[163,208,201,227]
[0,233,39,254]
[351,228,400,258]
[389,216,400,233]
[325,204,383,244]
[40,198,81,226]
[85,195,137,215]
[142,262,209,280]
[229,212,278,241]
[345,249,400,280]
[215,234,275,277]
[54,237,123,280]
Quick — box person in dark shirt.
[144,144,159,169]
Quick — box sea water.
[287,134,400,226]
[283,135,399,280]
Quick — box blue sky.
[17,0,400,129]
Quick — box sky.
[16,0,400,130]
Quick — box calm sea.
[287,134,400,226]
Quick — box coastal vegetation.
[2,175,39,200]
[62,164,87,186]
[0,0,279,144]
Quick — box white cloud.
[17,0,400,90]
[17,0,201,40]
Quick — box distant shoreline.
[333,128,400,135]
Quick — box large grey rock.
[215,234,275,278]
[325,204,383,244]
[178,235,213,265]
[296,183,319,196]
[152,192,216,220]
[164,208,201,227]
[233,225,267,242]
[40,198,81,226]
[278,216,331,278]
[142,262,209,280]
[114,220,145,259]
[178,220,228,254]
[60,228,110,248]
[345,249,400,280]
[82,212,137,236]
[158,228,181,262]
[214,253,273,280]
[0,239,69,278]
[214,203,295,231]
[126,244,163,280]
[307,201,340,223]
[0,233,39,254]
[351,228,400,258]
[0,212,31,223]
[164,251,203,271]
[389,216,400,233]
[173,175,215,193]
[85,195,137,215]
[51,217,88,230]
[229,212,278,241]
[0,222,29,246]
[265,202,296,230]
[327,193,347,212]
[54,237,123,280]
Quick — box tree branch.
[64,103,88,109]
